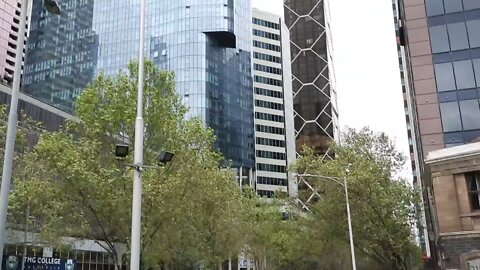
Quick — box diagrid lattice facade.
[284,0,338,207]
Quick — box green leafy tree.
[9,61,250,269]
[293,127,421,270]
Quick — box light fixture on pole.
[297,173,357,270]
[0,0,60,269]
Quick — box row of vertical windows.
[256,150,286,160]
[257,176,288,186]
[253,52,281,63]
[252,18,280,30]
[253,40,281,52]
[257,163,286,173]
[426,0,480,17]
[256,137,286,147]
[255,87,283,98]
[254,64,282,75]
[440,99,480,132]
[255,112,285,123]
[434,59,480,91]
[255,99,284,110]
[253,29,280,41]
[256,124,285,135]
[429,20,480,53]
[254,75,283,86]
[257,190,275,198]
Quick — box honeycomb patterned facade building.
[284,0,338,207]
[284,0,338,159]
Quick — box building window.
[444,0,463,13]
[468,172,480,210]
[429,25,450,53]
[435,63,456,91]
[464,0,480,10]
[453,60,476,90]
[448,22,469,51]
[473,59,480,86]
[467,20,480,48]
[460,99,480,130]
[440,102,463,132]
[425,0,444,16]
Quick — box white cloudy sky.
[252,0,412,177]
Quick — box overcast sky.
[252,0,412,178]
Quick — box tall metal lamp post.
[130,0,146,269]
[297,173,358,270]
[0,1,60,269]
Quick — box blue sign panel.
[2,256,75,270]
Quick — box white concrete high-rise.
[252,9,296,198]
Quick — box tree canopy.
[3,61,422,270]
[8,61,251,269]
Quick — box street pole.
[344,177,357,270]
[20,206,29,270]
[0,0,31,267]
[130,0,146,268]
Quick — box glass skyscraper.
[283,0,338,158]
[23,0,254,168]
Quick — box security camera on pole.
[0,1,60,269]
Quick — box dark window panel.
[446,12,466,23]
[452,50,471,61]
[433,53,453,63]
[440,102,463,132]
[458,89,478,100]
[465,9,480,21]
[459,99,480,130]
[430,25,450,53]
[426,0,445,16]
[465,129,480,142]
[444,131,465,144]
[448,22,469,51]
[446,143,464,147]
[438,91,458,102]
[453,60,476,89]
[435,62,456,91]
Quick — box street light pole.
[0,0,31,267]
[0,1,60,268]
[298,174,357,270]
[344,177,357,270]
[130,0,146,269]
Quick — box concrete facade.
[252,9,296,198]
[426,142,480,269]
[0,0,28,85]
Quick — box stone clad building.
[426,142,480,269]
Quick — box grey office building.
[23,0,255,169]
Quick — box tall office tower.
[392,0,431,261]
[284,0,338,207]
[0,0,29,85]
[252,9,295,198]
[283,0,338,158]
[23,0,255,169]
[397,0,480,267]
